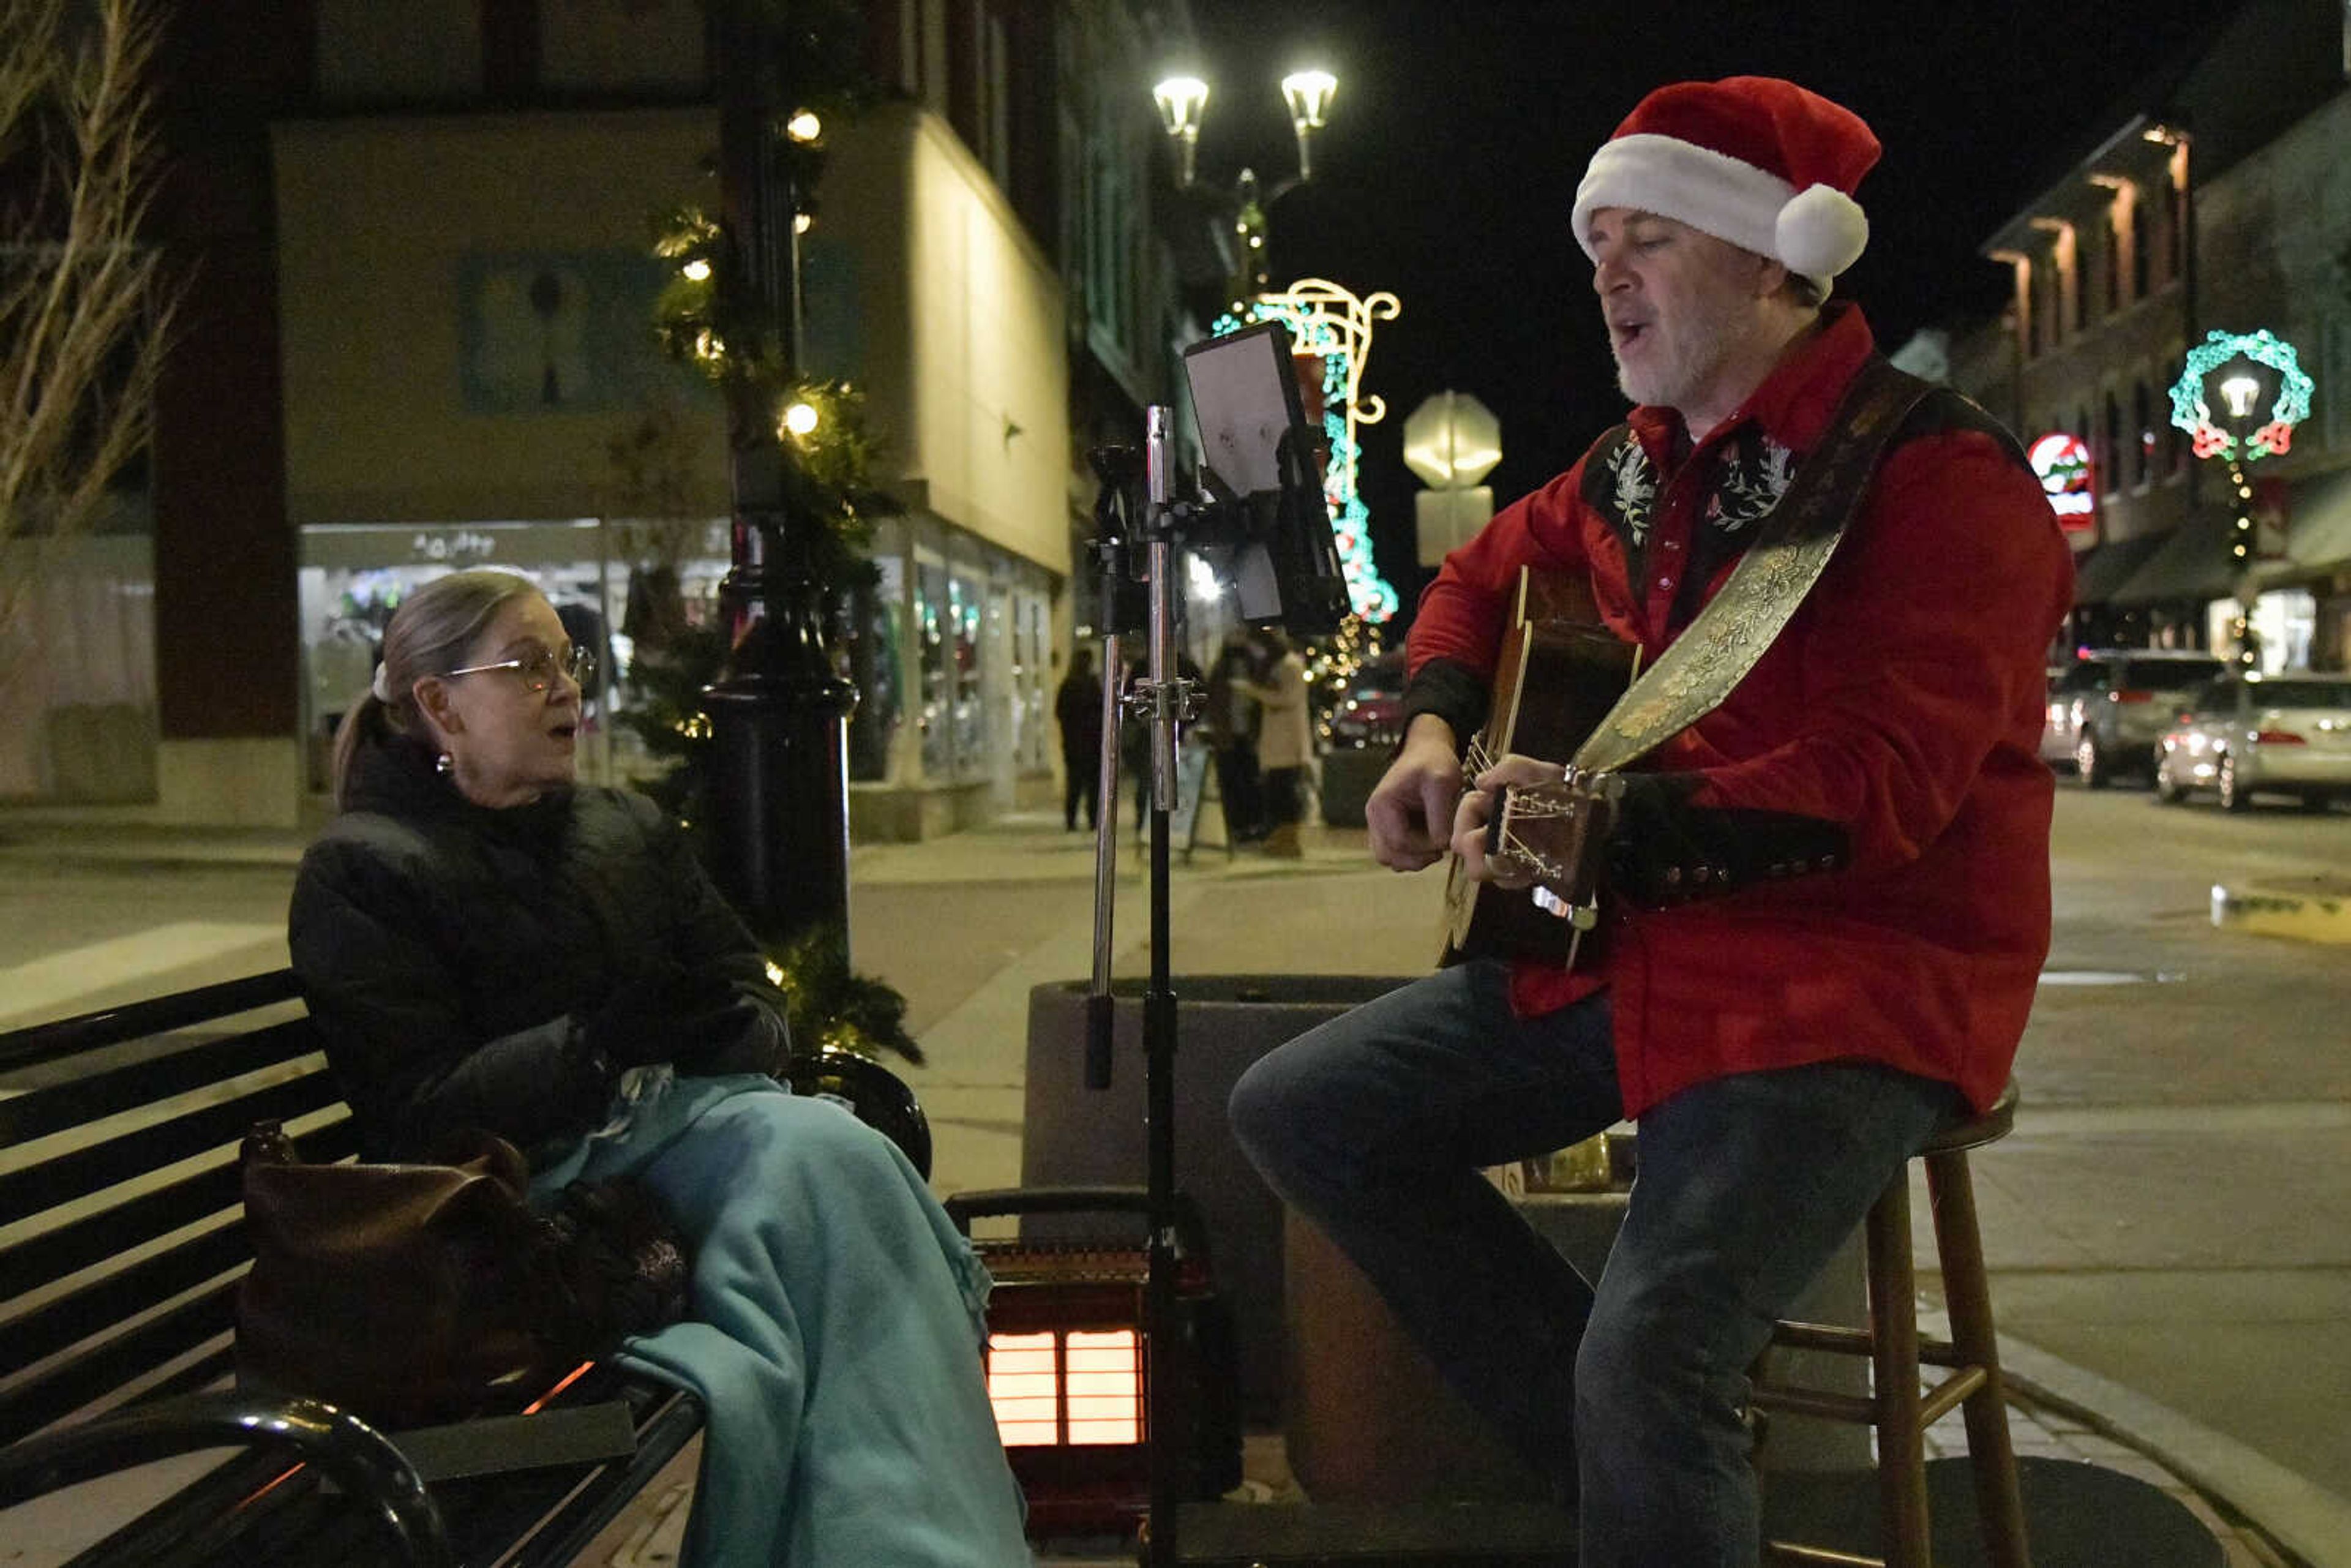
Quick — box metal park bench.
[0,970,704,1567]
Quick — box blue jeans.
[1228,961,1962,1568]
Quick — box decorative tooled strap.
[1572,358,1933,775]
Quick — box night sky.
[1182,0,2227,621]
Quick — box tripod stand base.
[1168,1499,1577,1565]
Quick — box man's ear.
[1754,253,1791,299]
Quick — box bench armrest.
[0,1389,453,1568]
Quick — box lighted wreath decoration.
[2167,328,2313,463]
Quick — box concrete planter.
[1286,1185,1868,1504]
[1022,975,1413,1424]
[1318,746,1387,827]
[1024,973,1867,1478]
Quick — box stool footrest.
[1764,1544,1886,1567]
[1752,1386,1876,1424]
[1750,1365,1988,1430]
[1769,1320,1967,1368]
[1916,1367,1988,1427]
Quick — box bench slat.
[3,1283,240,1449]
[1,1120,357,1297]
[0,972,302,1073]
[9,1224,255,1378]
[52,1447,296,1568]
[0,1020,326,1147]
[0,1074,343,1220]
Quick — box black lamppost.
[700,1,859,953]
[1152,66,1337,309]
[2216,366,2268,669]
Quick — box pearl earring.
[435,752,454,776]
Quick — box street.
[3,781,2349,1558]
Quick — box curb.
[1995,1330,2345,1567]
[2210,879,2351,944]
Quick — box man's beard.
[1613,287,1755,413]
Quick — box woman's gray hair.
[327,569,542,811]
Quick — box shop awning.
[2109,518,2237,606]
[2068,533,2169,605]
[2286,466,2351,573]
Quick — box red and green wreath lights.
[2167,329,2312,463]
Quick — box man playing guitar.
[1229,77,2072,1567]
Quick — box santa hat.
[1572,77,1880,293]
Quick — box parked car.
[2042,649,2227,788]
[2155,672,2351,811]
[1325,653,1405,749]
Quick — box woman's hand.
[583,962,732,1068]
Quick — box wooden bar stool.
[1752,1079,2030,1568]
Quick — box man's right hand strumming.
[1365,713,1465,871]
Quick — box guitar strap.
[1570,356,1937,776]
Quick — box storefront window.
[951,565,987,778]
[296,519,653,792]
[880,523,1059,794]
[2132,381,2153,489]
[2251,589,2316,674]
[843,555,904,782]
[0,520,157,802]
[917,553,952,778]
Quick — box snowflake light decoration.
[2167,329,2313,463]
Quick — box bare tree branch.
[0,0,175,678]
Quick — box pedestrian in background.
[1204,628,1266,844]
[1054,646,1104,831]
[1237,627,1312,857]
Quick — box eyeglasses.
[443,643,596,693]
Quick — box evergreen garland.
[612,2,918,1064]
[767,925,925,1067]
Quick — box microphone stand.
[1082,405,1196,1568]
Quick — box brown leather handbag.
[235,1121,689,1427]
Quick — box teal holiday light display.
[1213,283,1401,626]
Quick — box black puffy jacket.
[289,737,790,1163]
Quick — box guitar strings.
[1462,736,1575,879]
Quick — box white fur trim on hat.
[1574,132,1868,288]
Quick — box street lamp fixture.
[2218,372,2262,422]
[1152,75,1209,186]
[1280,69,1337,178]
[1152,65,1338,301]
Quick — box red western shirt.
[1408,306,2073,1118]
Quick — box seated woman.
[289,568,1030,1568]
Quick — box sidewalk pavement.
[0,802,2338,1566]
[850,809,2321,1568]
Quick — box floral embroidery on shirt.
[1605,437,1659,547]
[1706,437,1797,535]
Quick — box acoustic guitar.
[1437,568,1638,968]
